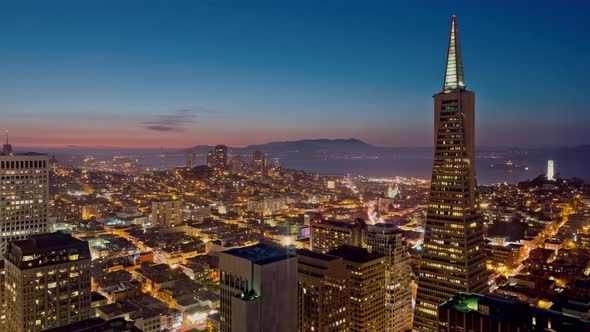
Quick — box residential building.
[151,200,183,228]
[310,218,365,254]
[366,223,413,332]
[185,148,196,169]
[329,245,386,332]
[252,151,266,180]
[296,249,348,332]
[5,232,92,331]
[207,145,228,170]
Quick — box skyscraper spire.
[443,15,465,92]
[413,15,487,332]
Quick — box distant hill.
[191,138,432,159]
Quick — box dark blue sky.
[1,0,588,148]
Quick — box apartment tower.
[4,232,92,331]
[296,249,349,332]
[366,224,413,332]
[328,245,385,332]
[252,151,266,180]
[151,200,184,228]
[310,218,366,254]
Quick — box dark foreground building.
[439,292,590,332]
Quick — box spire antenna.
[443,15,465,92]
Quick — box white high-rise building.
[0,142,49,253]
[547,160,555,181]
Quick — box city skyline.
[0,6,589,331]
[1,1,589,148]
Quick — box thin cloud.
[144,125,177,132]
[143,108,217,132]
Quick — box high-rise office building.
[252,151,266,179]
[310,218,366,254]
[296,249,349,332]
[413,16,489,332]
[0,143,49,253]
[5,232,92,331]
[329,245,386,332]
[151,200,184,228]
[185,148,196,169]
[366,224,413,332]
[219,242,297,332]
[547,160,555,181]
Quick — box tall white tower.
[547,160,555,181]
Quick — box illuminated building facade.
[547,160,555,181]
[366,224,413,332]
[5,232,92,331]
[207,145,228,170]
[413,16,488,331]
[310,218,366,254]
[252,151,266,179]
[219,242,297,332]
[296,249,349,332]
[185,148,196,169]
[329,245,386,332]
[0,148,49,253]
[246,197,287,216]
[151,200,184,228]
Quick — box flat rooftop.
[9,232,88,255]
[313,219,365,229]
[440,292,590,329]
[328,245,383,264]
[367,223,403,234]
[223,242,293,265]
[6,232,91,269]
[296,249,340,262]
